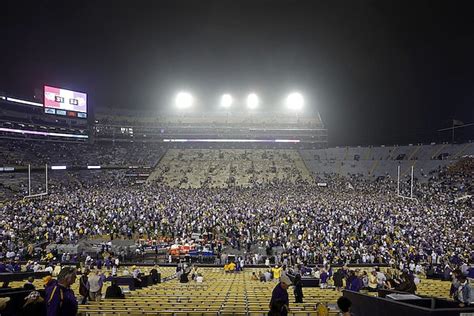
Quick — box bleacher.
[0,139,165,167]
[148,149,313,188]
[301,143,473,181]
[5,267,454,316]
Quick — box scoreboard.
[44,85,87,119]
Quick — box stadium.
[1,1,473,316]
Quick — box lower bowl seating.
[9,267,452,316]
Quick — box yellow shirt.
[272,267,282,279]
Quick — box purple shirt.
[320,272,329,283]
[45,281,78,316]
[270,283,289,316]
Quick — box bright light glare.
[286,92,304,110]
[220,94,233,108]
[6,97,43,107]
[175,92,194,109]
[51,166,67,170]
[246,93,259,109]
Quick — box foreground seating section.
[77,268,340,315]
[7,267,452,315]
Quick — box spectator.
[264,270,273,282]
[395,272,417,294]
[368,271,378,292]
[251,272,259,281]
[45,267,78,316]
[88,271,102,302]
[456,275,473,307]
[346,270,362,292]
[105,281,125,299]
[33,263,41,273]
[42,276,53,288]
[450,269,463,299]
[337,296,354,316]
[333,269,344,291]
[272,265,282,280]
[320,268,329,289]
[375,269,386,289]
[180,271,190,283]
[44,265,53,275]
[78,270,90,305]
[227,261,236,272]
[23,276,36,291]
[269,274,292,316]
[196,273,204,283]
[150,266,160,284]
[52,264,61,277]
[131,266,142,288]
[293,274,304,303]
[268,299,286,316]
[360,271,369,289]
[22,291,46,316]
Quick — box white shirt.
[88,274,101,292]
[376,272,386,285]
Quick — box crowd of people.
[12,266,130,316]
[0,147,472,316]
[0,156,472,271]
[265,261,473,314]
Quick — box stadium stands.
[148,149,312,188]
[3,267,459,316]
[301,143,474,181]
[0,139,165,167]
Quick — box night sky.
[1,0,473,146]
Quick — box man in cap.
[45,266,78,316]
[269,274,292,316]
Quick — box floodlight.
[220,94,233,108]
[175,92,194,109]
[286,92,304,110]
[246,93,259,109]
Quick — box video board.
[44,85,87,119]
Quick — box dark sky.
[1,0,473,146]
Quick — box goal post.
[396,164,418,202]
[25,164,49,199]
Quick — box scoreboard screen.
[44,85,87,118]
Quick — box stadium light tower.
[220,94,233,108]
[286,92,304,111]
[246,93,259,109]
[175,91,194,109]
